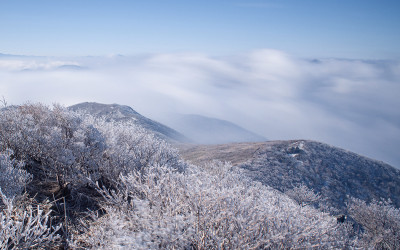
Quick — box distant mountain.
[0,53,37,58]
[164,114,266,144]
[68,102,189,143]
[56,64,85,71]
[0,53,17,57]
[179,140,400,212]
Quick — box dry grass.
[176,141,287,166]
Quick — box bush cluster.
[0,102,398,249]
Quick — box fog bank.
[1,50,399,167]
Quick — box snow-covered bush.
[75,165,194,249]
[0,125,59,248]
[0,149,31,199]
[0,102,188,248]
[285,184,322,207]
[77,161,357,249]
[0,191,61,249]
[0,104,108,188]
[83,116,185,183]
[0,103,185,190]
[348,197,400,249]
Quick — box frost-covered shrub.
[0,102,188,247]
[83,116,186,182]
[0,149,31,199]
[285,184,322,207]
[77,161,357,249]
[0,103,185,190]
[0,104,107,188]
[187,162,354,249]
[0,191,61,249]
[74,165,195,249]
[348,197,400,249]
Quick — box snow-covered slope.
[179,140,400,211]
[69,102,189,143]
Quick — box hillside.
[179,140,400,211]
[68,102,189,143]
[162,114,266,144]
[70,103,400,211]
[1,102,399,249]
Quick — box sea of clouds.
[1,50,399,167]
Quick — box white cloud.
[0,58,80,71]
[1,50,399,167]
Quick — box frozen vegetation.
[180,141,400,213]
[0,102,399,249]
[239,140,400,212]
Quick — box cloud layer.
[1,50,399,167]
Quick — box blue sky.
[1,0,399,58]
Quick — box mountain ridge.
[68,102,190,143]
[178,140,400,211]
[163,113,266,144]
